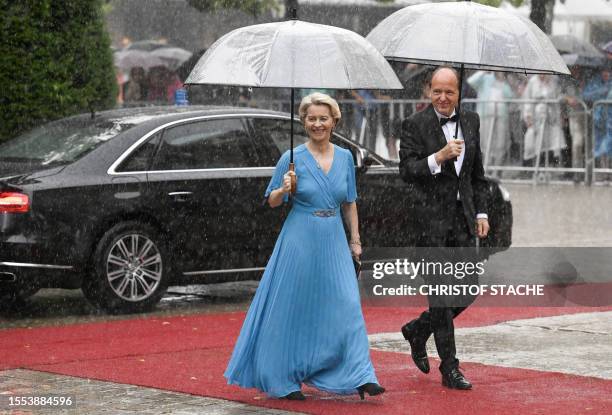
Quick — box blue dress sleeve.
[346,149,358,203]
[264,150,291,203]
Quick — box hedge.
[0,0,116,142]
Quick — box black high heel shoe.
[283,391,306,400]
[357,383,385,400]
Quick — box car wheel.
[83,221,169,313]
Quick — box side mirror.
[355,148,372,172]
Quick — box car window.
[116,132,162,172]
[151,118,257,170]
[0,119,134,166]
[251,118,308,159]
[250,116,383,168]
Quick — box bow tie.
[439,114,458,126]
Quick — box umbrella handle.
[289,162,297,195]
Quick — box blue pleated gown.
[224,144,378,398]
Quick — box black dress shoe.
[357,383,385,400]
[401,322,430,374]
[283,391,306,400]
[441,368,472,390]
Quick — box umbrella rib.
[229,30,248,84]
[315,33,325,88]
[382,56,559,75]
[334,34,353,89]
[513,15,531,77]
[260,23,283,86]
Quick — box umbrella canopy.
[366,1,570,75]
[550,34,606,67]
[185,19,402,89]
[125,40,169,52]
[561,52,607,68]
[186,17,401,194]
[551,34,603,56]
[114,49,166,71]
[151,47,193,71]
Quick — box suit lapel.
[425,105,448,150]
[458,111,475,180]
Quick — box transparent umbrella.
[550,34,606,67]
[114,49,165,71]
[125,40,168,52]
[367,0,570,145]
[151,47,193,71]
[186,14,402,192]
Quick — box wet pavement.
[0,282,257,330]
[370,311,612,380]
[508,183,612,247]
[0,370,301,415]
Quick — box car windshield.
[0,118,135,165]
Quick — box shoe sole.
[442,380,472,390]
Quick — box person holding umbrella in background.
[224,93,385,401]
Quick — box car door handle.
[168,191,193,202]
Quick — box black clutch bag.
[353,256,362,279]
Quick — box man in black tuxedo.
[399,66,490,390]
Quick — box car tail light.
[0,192,30,213]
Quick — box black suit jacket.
[399,104,488,244]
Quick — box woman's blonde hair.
[298,92,341,125]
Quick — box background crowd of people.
[117,65,184,105]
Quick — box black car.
[0,106,512,312]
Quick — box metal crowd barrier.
[251,98,603,185]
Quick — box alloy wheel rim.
[106,233,162,302]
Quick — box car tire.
[83,221,169,314]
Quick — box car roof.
[89,106,290,129]
[29,105,391,168]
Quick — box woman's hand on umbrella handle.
[350,241,362,258]
[282,169,296,194]
[288,163,297,194]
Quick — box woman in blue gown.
[224,93,385,401]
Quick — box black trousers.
[410,201,477,375]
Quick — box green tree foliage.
[0,0,116,142]
[186,0,279,16]
[474,0,524,7]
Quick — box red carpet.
[1,306,611,414]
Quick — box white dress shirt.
[427,109,464,176]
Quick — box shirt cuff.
[428,153,441,175]
[476,213,488,220]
